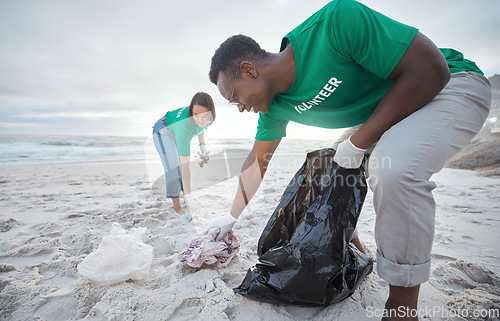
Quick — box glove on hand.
[203,213,237,241]
[197,149,210,167]
[333,136,366,169]
[199,144,207,155]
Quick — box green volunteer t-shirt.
[164,106,206,156]
[255,0,484,141]
[440,48,483,75]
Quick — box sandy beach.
[1,0,499,318]
[1,139,499,321]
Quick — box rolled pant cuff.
[376,251,431,287]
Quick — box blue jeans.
[152,119,183,198]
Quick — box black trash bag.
[234,148,373,306]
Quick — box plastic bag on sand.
[77,223,153,285]
[178,227,240,268]
[234,148,373,306]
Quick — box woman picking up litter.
[152,92,216,221]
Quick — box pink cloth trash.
[178,227,240,268]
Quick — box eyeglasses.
[228,66,241,106]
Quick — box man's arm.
[230,138,282,218]
[351,32,451,149]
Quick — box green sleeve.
[332,0,419,79]
[255,113,289,141]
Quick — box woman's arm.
[351,32,451,149]
[179,156,191,195]
[230,138,282,218]
[197,131,205,146]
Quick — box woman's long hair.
[188,92,216,126]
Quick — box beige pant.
[334,71,491,287]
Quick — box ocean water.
[0,134,255,167]
[0,134,332,167]
[0,134,147,166]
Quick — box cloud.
[0,0,498,137]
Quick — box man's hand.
[203,213,237,241]
[333,136,366,169]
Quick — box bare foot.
[172,197,184,214]
[382,285,420,321]
[174,207,185,215]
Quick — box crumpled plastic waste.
[195,150,210,167]
[180,211,193,227]
[77,223,153,285]
[234,148,373,306]
[178,227,240,268]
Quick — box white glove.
[197,149,210,167]
[333,136,366,169]
[199,144,207,155]
[203,213,237,241]
[184,194,194,211]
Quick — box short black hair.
[209,35,269,84]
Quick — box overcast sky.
[1,0,499,139]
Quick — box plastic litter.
[234,148,373,306]
[195,150,210,167]
[178,227,240,268]
[77,223,153,285]
[180,211,193,227]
